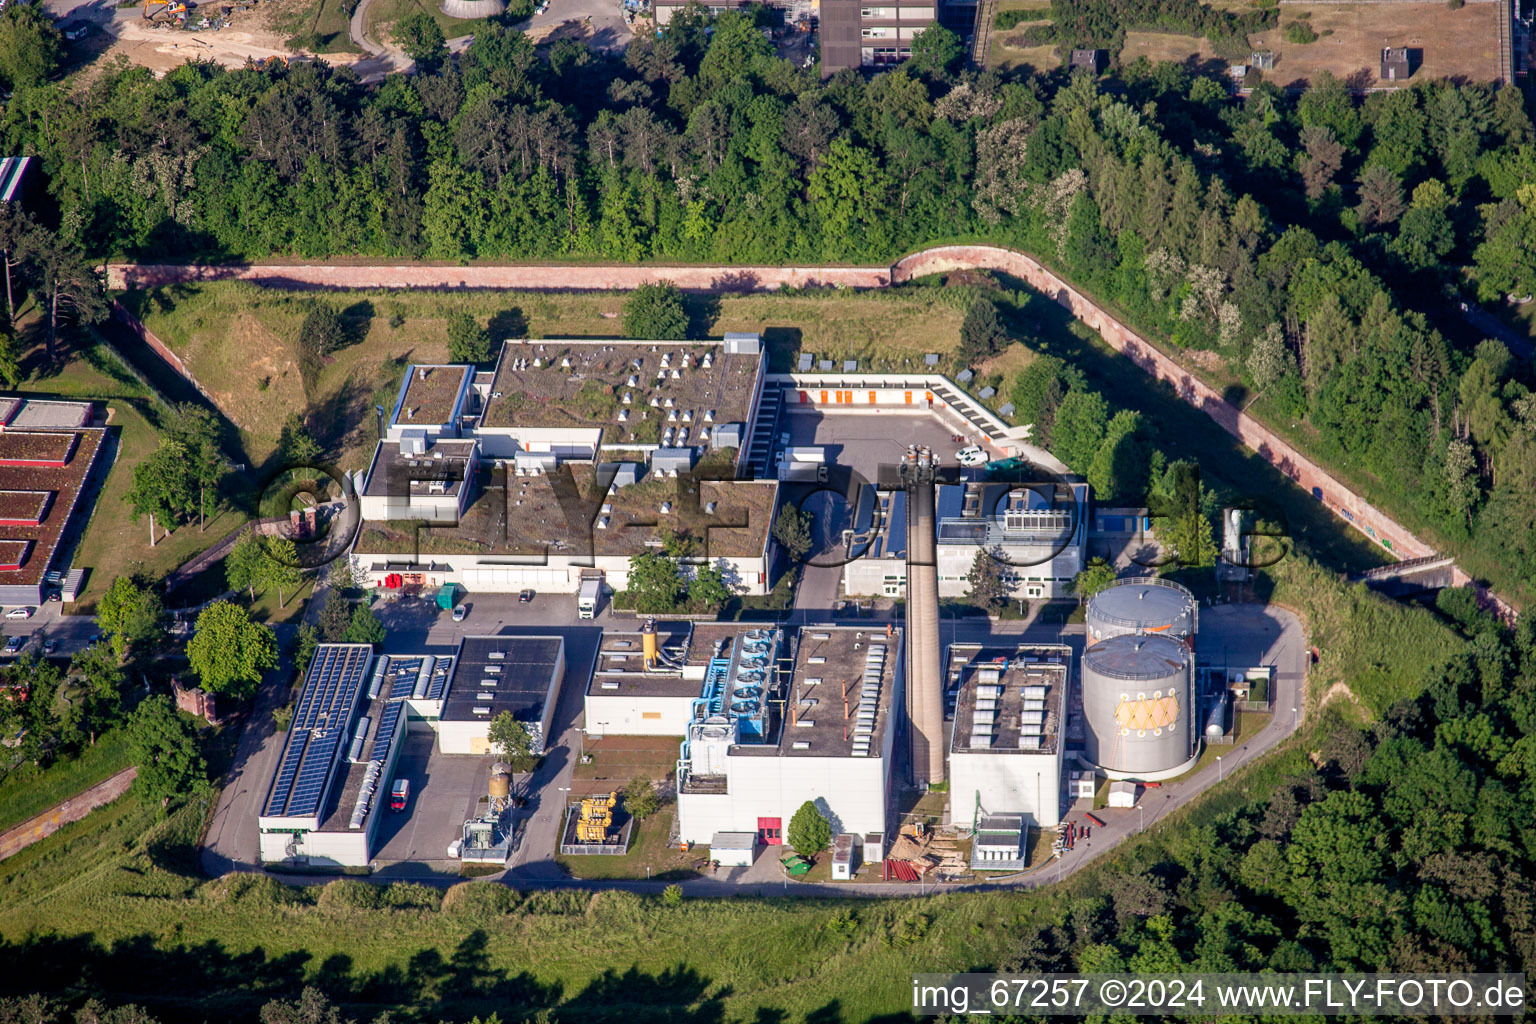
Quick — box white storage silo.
[1079,632,1197,781]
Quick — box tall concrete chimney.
[900,445,944,786]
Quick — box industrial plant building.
[584,622,783,738]
[437,635,566,755]
[258,644,400,866]
[354,336,780,595]
[257,637,567,867]
[947,643,1070,850]
[675,624,905,847]
[842,481,1089,601]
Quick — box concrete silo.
[1085,577,1197,646]
[1079,632,1197,781]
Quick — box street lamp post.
[1138,805,1144,834]
[1216,755,1223,782]
[1292,706,1299,730]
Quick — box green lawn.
[554,805,704,881]
[0,728,133,832]
[364,0,498,49]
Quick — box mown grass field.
[364,0,499,51]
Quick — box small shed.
[1069,49,1105,74]
[957,369,974,383]
[831,833,860,879]
[603,462,643,488]
[724,332,761,355]
[1108,780,1138,808]
[651,447,696,474]
[1071,771,1096,800]
[977,386,996,400]
[710,422,744,450]
[842,360,858,373]
[61,20,92,40]
[711,831,757,867]
[797,353,814,372]
[924,353,940,366]
[1381,47,1413,81]
[817,359,834,371]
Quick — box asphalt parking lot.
[372,732,494,867]
[785,407,986,482]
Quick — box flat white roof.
[711,831,757,850]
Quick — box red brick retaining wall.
[108,263,891,292]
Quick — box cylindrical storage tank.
[488,763,511,800]
[1204,691,1228,743]
[642,618,659,667]
[1080,632,1197,781]
[1085,577,1197,646]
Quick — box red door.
[757,817,782,845]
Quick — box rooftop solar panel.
[371,702,402,762]
[262,644,372,819]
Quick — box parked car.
[451,604,467,622]
[519,589,535,603]
[4,636,23,654]
[955,446,988,467]
[390,779,410,812]
[5,607,32,620]
[42,639,57,655]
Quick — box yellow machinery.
[641,618,659,668]
[143,0,190,19]
[576,792,616,843]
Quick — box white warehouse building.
[946,643,1070,870]
[675,625,905,848]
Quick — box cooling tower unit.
[1085,577,1197,646]
[1080,632,1197,781]
[441,0,505,16]
[901,445,944,786]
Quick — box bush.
[442,881,521,917]
[661,883,684,906]
[447,312,492,363]
[1284,20,1317,43]
[787,800,831,855]
[622,282,689,340]
[995,9,1034,29]
[317,879,383,911]
[378,882,443,910]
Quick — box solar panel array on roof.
[371,702,402,762]
[426,656,454,699]
[263,645,372,818]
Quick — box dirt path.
[0,768,138,861]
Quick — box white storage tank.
[1080,632,1197,781]
[1085,577,1197,646]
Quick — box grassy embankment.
[271,0,364,53]
[0,728,133,832]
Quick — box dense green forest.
[6,4,1535,607]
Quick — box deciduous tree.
[186,601,279,700]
